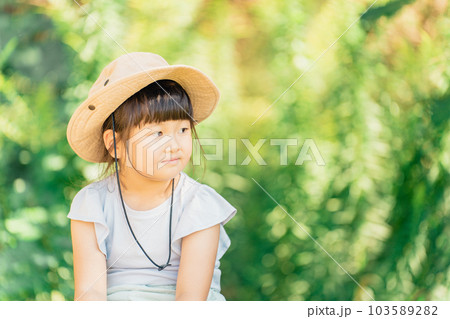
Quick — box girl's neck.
[117,169,182,211]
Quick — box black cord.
[111,113,173,271]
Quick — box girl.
[66,52,237,301]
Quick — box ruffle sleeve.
[172,184,237,260]
[67,186,109,257]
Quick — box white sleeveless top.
[67,171,237,293]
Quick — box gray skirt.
[107,284,226,301]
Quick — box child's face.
[123,119,192,179]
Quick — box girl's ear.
[103,129,123,159]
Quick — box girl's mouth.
[162,158,180,163]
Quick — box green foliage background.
[0,0,449,301]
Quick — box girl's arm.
[71,220,107,301]
[175,224,220,301]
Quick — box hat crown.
[88,52,169,97]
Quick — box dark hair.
[88,80,206,186]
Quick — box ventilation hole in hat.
[88,105,96,111]
[104,79,109,86]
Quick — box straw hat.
[66,52,220,163]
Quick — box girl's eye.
[153,131,163,137]
[180,127,189,133]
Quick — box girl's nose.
[165,137,180,153]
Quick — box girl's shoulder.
[180,172,236,225]
[173,172,237,243]
[69,175,115,208]
[181,172,229,203]
[67,176,113,257]
[86,174,115,192]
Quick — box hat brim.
[67,65,220,163]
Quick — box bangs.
[125,79,194,128]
